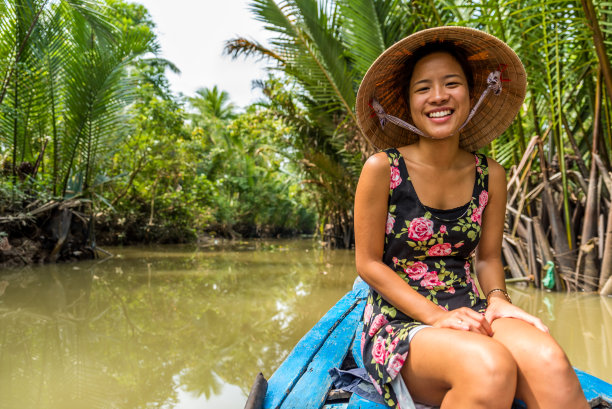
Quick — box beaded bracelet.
[486,288,512,304]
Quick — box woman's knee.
[469,341,518,390]
[512,332,572,375]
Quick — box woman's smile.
[409,52,470,139]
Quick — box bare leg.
[401,327,517,409]
[491,317,589,409]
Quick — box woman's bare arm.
[476,158,547,331]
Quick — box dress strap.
[474,153,489,203]
[384,148,400,164]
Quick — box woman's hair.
[401,42,475,109]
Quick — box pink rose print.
[408,217,434,242]
[386,351,407,379]
[368,314,389,336]
[364,304,373,324]
[446,286,456,294]
[392,257,399,266]
[386,213,395,234]
[390,166,402,189]
[465,261,479,297]
[439,225,447,234]
[468,275,479,297]
[428,243,452,256]
[420,273,445,289]
[369,373,383,395]
[361,332,366,354]
[405,261,429,280]
[393,158,399,166]
[385,325,394,334]
[454,242,464,248]
[475,155,481,166]
[388,336,399,354]
[479,190,488,207]
[471,207,482,225]
[372,336,387,365]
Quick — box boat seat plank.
[279,298,366,409]
[264,287,367,409]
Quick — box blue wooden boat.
[246,278,612,409]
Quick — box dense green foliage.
[0,0,316,243]
[228,0,612,291]
[2,0,612,291]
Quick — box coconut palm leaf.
[336,0,404,78]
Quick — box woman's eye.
[416,87,429,92]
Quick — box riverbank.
[0,199,314,269]
[0,200,95,268]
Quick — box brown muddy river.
[0,239,610,409]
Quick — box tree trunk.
[580,0,612,104]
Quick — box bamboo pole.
[579,69,602,291]
[600,194,612,294]
[527,220,540,288]
[562,112,590,179]
[593,153,612,194]
[536,141,574,290]
[502,238,526,279]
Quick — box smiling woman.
[353,26,590,409]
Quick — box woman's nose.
[429,85,449,103]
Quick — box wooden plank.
[264,288,365,409]
[280,299,365,409]
[575,368,612,403]
[346,392,389,409]
[351,320,365,369]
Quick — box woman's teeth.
[428,110,452,118]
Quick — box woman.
[354,27,589,409]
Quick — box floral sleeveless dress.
[361,148,490,408]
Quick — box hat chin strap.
[371,71,502,141]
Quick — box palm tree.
[0,0,157,198]
[224,0,433,247]
[189,85,236,122]
[229,0,612,290]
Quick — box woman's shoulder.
[479,155,507,197]
[481,155,505,179]
[358,152,393,187]
[363,151,392,171]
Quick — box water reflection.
[508,285,612,383]
[0,240,610,409]
[0,240,356,409]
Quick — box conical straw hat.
[356,26,527,151]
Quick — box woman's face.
[408,51,470,141]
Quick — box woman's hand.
[432,307,493,336]
[485,298,549,333]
